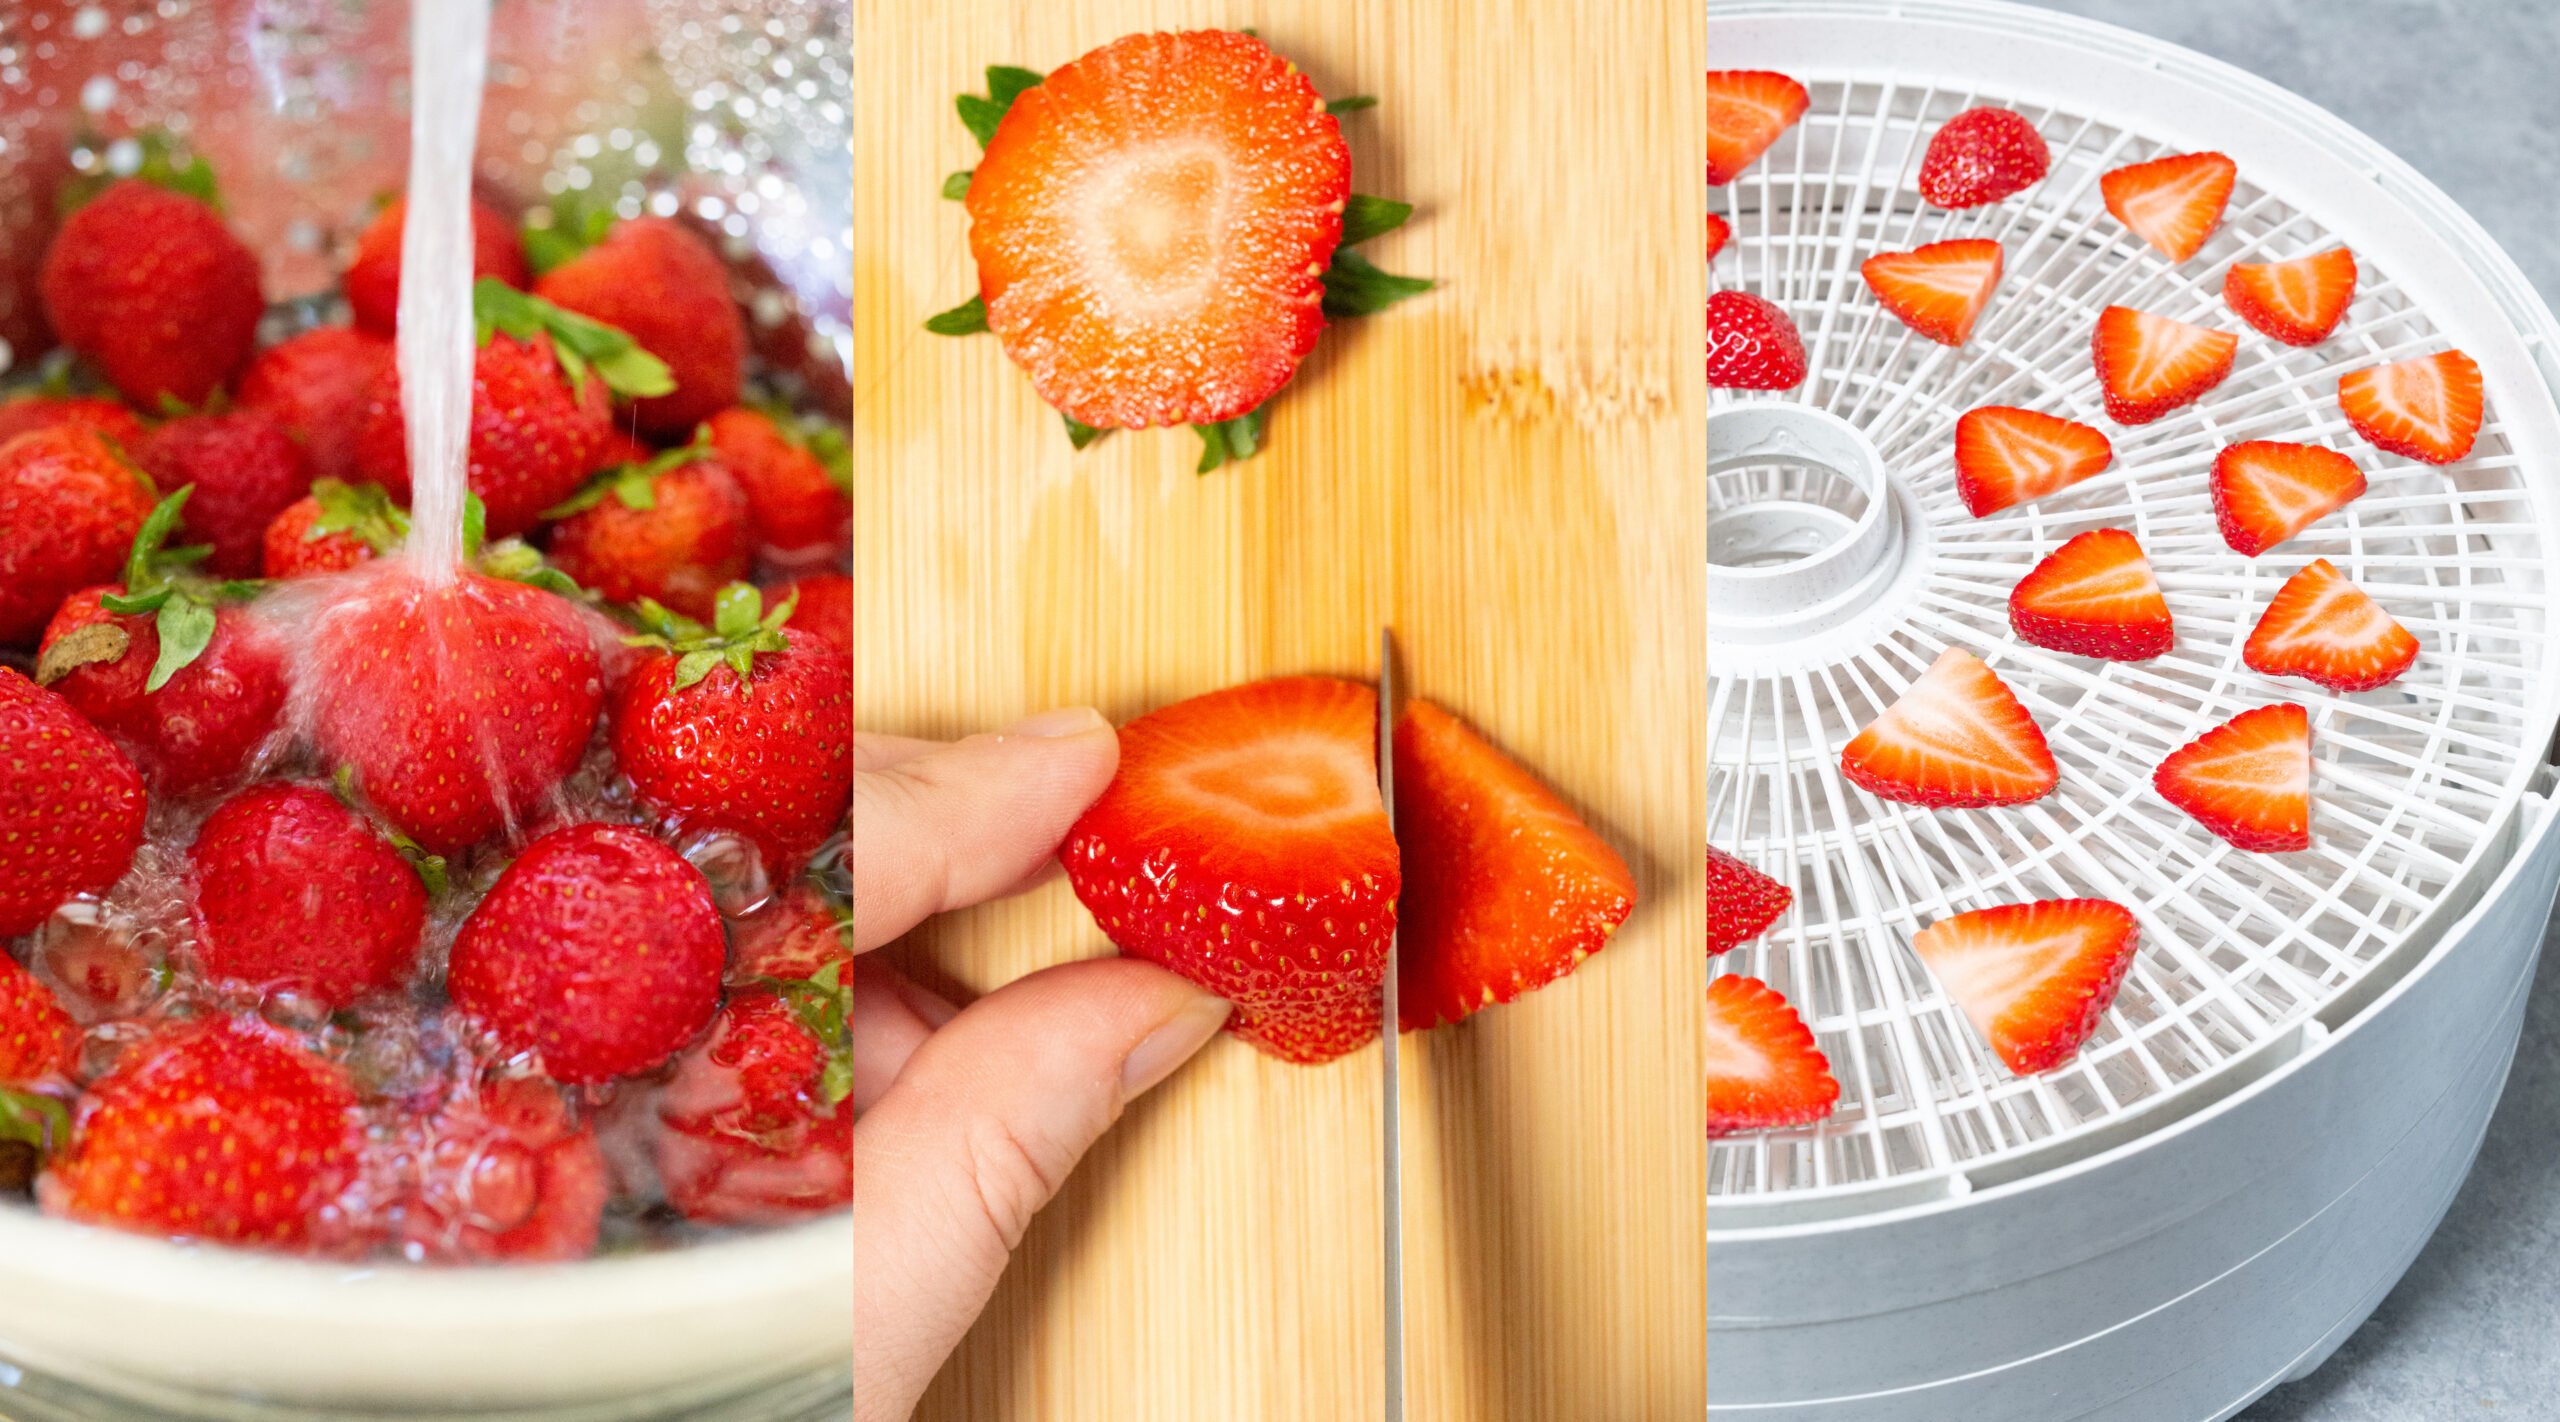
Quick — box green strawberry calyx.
[0,1086,71,1157]
[304,478,412,555]
[518,192,619,278]
[770,958,853,1108]
[57,131,222,218]
[473,278,675,404]
[540,432,713,520]
[624,582,803,693]
[37,487,261,693]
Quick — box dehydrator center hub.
[1708,404,1922,650]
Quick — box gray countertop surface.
[2023,4,2560,1416]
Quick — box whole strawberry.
[0,668,146,938]
[542,443,753,619]
[39,179,263,407]
[38,1017,361,1248]
[304,569,604,855]
[343,196,530,336]
[378,1072,606,1262]
[654,972,851,1225]
[779,572,853,658]
[135,410,313,576]
[609,587,854,876]
[261,479,408,578]
[702,407,849,566]
[189,783,427,1008]
[446,822,727,1083]
[0,425,159,647]
[0,395,145,450]
[533,217,745,435]
[236,325,397,483]
[1707,290,1808,391]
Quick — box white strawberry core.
[1170,731,1379,829]
[1076,141,1231,317]
[1703,1011,1776,1084]
[1918,922,2081,1040]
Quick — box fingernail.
[1121,994,1233,1098]
[1006,706,1110,740]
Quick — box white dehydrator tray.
[1706,3,2560,1417]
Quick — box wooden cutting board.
[851,2,1705,1417]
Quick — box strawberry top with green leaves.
[262,479,409,579]
[532,217,745,436]
[39,179,264,408]
[343,196,531,337]
[135,410,314,578]
[1704,974,1837,1136]
[0,395,145,451]
[1707,846,1791,957]
[0,424,160,647]
[654,972,852,1226]
[187,782,427,1009]
[0,951,79,1085]
[702,406,850,563]
[542,441,753,620]
[0,669,145,939]
[236,325,398,484]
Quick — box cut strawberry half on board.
[1707,70,1810,186]
[1707,290,1808,390]
[1911,899,2140,1075]
[1705,975,1838,1136]
[1952,406,2114,516]
[2244,559,2419,693]
[1862,239,2004,346]
[2211,441,2366,556]
[1918,107,2049,209]
[1707,212,1731,261]
[2155,703,2312,853]
[2100,151,2237,263]
[1061,676,1400,1065]
[2339,350,2484,465]
[963,31,1351,430]
[2009,529,2174,662]
[2224,247,2356,347]
[2092,305,2238,425]
[1707,846,1792,957]
[1395,701,1636,1031]
[1841,648,2057,809]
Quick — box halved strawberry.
[2339,351,2484,465]
[1707,846,1791,957]
[1952,406,2114,516]
[2154,703,2312,853]
[2092,305,2237,425]
[1707,290,1807,390]
[1918,107,2049,209]
[1704,975,1838,1136]
[1707,71,1810,187]
[1910,899,2139,1075]
[1395,701,1635,1031]
[1862,239,2003,346]
[2100,152,2237,263]
[2211,441,2365,556]
[964,31,1351,430]
[2008,529,2173,661]
[2244,559,2418,693]
[1840,648,2057,809]
[2224,248,2356,347]
[1707,212,1731,261]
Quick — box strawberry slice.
[2154,703,2312,852]
[2100,152,2237,263]
[1707,846,1792,957]
[1862,239,2004,346]
[1841,648,2058,809]
[1952,406,2114,516]
[1910,899,2140,1075]
[2211,440,2366,556]
[2244,559,2419,693]
[1707,212,1731,261]
[964,31,1351,430]
[2008,529,2174,661]
[2092,305,2238,425]
[1395,701,1636,1031]
[1918,107,2049,208]
[1708,71,1810,186]
[2339,350,2484,465]
[1705,975,1838,1135]
[2224,248,2356,347]
[1707,290,1808,390]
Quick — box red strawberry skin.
[38,588,287,799]
[1913,899,2139,1075]
[2211,441,2366,557]
[39,181,264,407]
[1704,974,1838,1135]
[262,494,379,578]
[1707,290,1808,390]
[0,950,79,1084]
[351,331,613,538]
[545,458,755,620]
[134,412,314,577]
[2093,306,2237,425]
[703,407,849,564]
[0,669,145,938]
[1919,108,2049,208]
[2155,703,2312,853]
[188,782,427,1008]
[0,396,145,451]
[0,426,160,647]
[1707,846,1791,957]
[1707,212,1731,261]
[380,1073,606,1263]
[734,883,853,982]
[344,197,530,337]
[2243,559,2419,694]
[2339,351,2484,465]
[610,629,853,877]
[780,573,854,659]
[534,218,745,435]
[236,325,398,483]
[2007,528,2174,661]
[447,823,727,1084]
[2225,248,2356,348]
[655,989,851,1226]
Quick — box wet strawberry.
[779,572,853,658]
[134,410,313,577]
[261,479,408,578]
[380,1073,607,1263]
[188,783,427,1008]
[701,407,849,565]
[0,669,145,939]
[0,425,159,647]
[733,883,853,982]
[0,395,144,450]
[655,975,851,1225]
[533,217,745,435]
[0,951,78,1084]
[39,179,263,407]
[542,443,754,619]
[343,196,530,337]
[235,325,397,483]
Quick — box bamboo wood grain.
[853,2,1705,1416]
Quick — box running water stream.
[395,0,494,579]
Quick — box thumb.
[851,957,1230,1421]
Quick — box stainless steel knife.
[1378,626,1405,1422]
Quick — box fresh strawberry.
[1707,212,1731,261]
[2338,350,2483,465]
[2008,528,2174,661]
[2092,305,2237,424]
[1393,700,1636,1030]
[532,217,745,435]
[261,479,408,578]
[38,1017,361,1247]
[133,410,313,577]
[2224,248,2356,347]
[779,572,853,659]
[1952,406,2114,517]
[1706,846,1790,956]
[380,1072,606,1262]
[38,179,263,407]
[1707,290,1808,390]
[343,196,530,337]
[701,407,849,566]
[1060,676,1399,1064]
[1840,647,2056,808]
[733,883,853,982]
[964,31,1350,429]
[587,427,656,474]
[2100,152,2237,263]
[2244,559,2418,694]
[235,325,398,482]
[655,972,851,1225]
[2154,703,2312,852]
[304,569,604,855]
[0,395,144,450]
[543,444,753,619]
[1918,107,2049,209]
[1706,70,1810,186]
[1910,899,2139,1074]
[0,669,145,938]
[447,822,727,1083]
[1704,975,1837,1135]
[0,951,79,1084]
[0,425,159,647]
[188,783,427,1008]
[1861,239,2003,346]
[2210,440,2365,556]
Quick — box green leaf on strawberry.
[924,295,989,337]
[1339,194,1413,247]
[943,171,973,201]
[0,1087,69,1155]
[520,195,619,277]
[540,435,712,519]
[66,487,258,692]
[303,479,413,555]
[957,65,1047,148]
[1326,95,1379,116]
[624,582,801,692]
[1322,248,1434,318]
[1063,415,1107,451]
[473,278,675,402]
[773,959,853,1107]
[57,131,222,218]
[1193,407,1270,473]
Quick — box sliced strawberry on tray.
[1919,107,2049,209]
[2211,440,2366,556]
[1707,846,1792,957]
[1954,406,2115,517]
[1841,648,2057,809]
[2340,350,2484,465]
[2009,528,2173,662]
[2225,247,2357,347]
[2092,305,2237,425]
[1708,70,1810,187]
[2155,703,2312,853]
[1708,212,1731,261]
[1862,239,2003,346]
[1708,290,1808,391]
[2244,559,2419,693]
[2100,151,2237,263]
[1912,899,2140,1075]
[1705,975,1838,1136]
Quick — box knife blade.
[1378,626,1405,1422]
